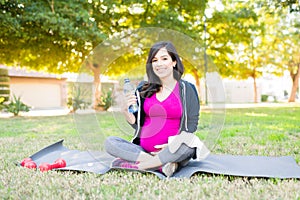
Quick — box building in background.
[2,65,298,110]
[5,66,67,109]
[2,66,117,110]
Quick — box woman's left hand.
[154,143,168,150]
[150,143,168,155]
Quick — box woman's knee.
[175,144,195,157]
[158,144,195,164]
[104,136,119,151]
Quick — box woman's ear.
[173,61,177,68]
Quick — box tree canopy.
[0,0,107,73]
[0,0,206,73]
[0,0,299,102]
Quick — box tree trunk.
[252,68,258,103]
[86,61,102,109]
[253,76,258,103]
[93,69,101,109]
[192,69,201,101]
[288,64,300,102]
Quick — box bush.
[0,96,5,110]
[0,68,10,102]
[261,95,268,102]
[67,86,89,113]
[4,94,30,116]
[98,90,113,111]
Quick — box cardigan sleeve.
[168,131,210,161]
[185,82,200,133]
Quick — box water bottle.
[123,78,138,113]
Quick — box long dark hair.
[140,41,184,98]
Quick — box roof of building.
[0,65,118,83]
[0,65,67,80]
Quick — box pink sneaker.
[111,158,139,169]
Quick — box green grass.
[1,106,300,199]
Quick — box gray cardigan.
[131,79,200,145]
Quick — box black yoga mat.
[20,140,300,179]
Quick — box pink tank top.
[140,82,183,152]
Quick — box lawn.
[0,106,300,199]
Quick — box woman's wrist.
[122,110,136,124]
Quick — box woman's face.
[151,47,177,80]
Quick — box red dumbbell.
[39,158,67,172]
[24,161,37,169]
[21,157,37,169]
[21,157,32,166]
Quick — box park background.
[0,0,300,199]
[0,0,299,115]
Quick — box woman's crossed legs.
[104,136,195,170]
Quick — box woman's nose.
[156,59,163,66]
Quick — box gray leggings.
[104,136,195,166]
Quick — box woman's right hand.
[120,93,137,124]
[123,93,137,112]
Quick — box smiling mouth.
[155,67,166,72]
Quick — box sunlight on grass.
[245,112,268,117]
[267,133,287,141]
[1,107,300,199]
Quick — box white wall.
[225,81,261,103]
[10,83,62,108]
[9,76,67,109]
